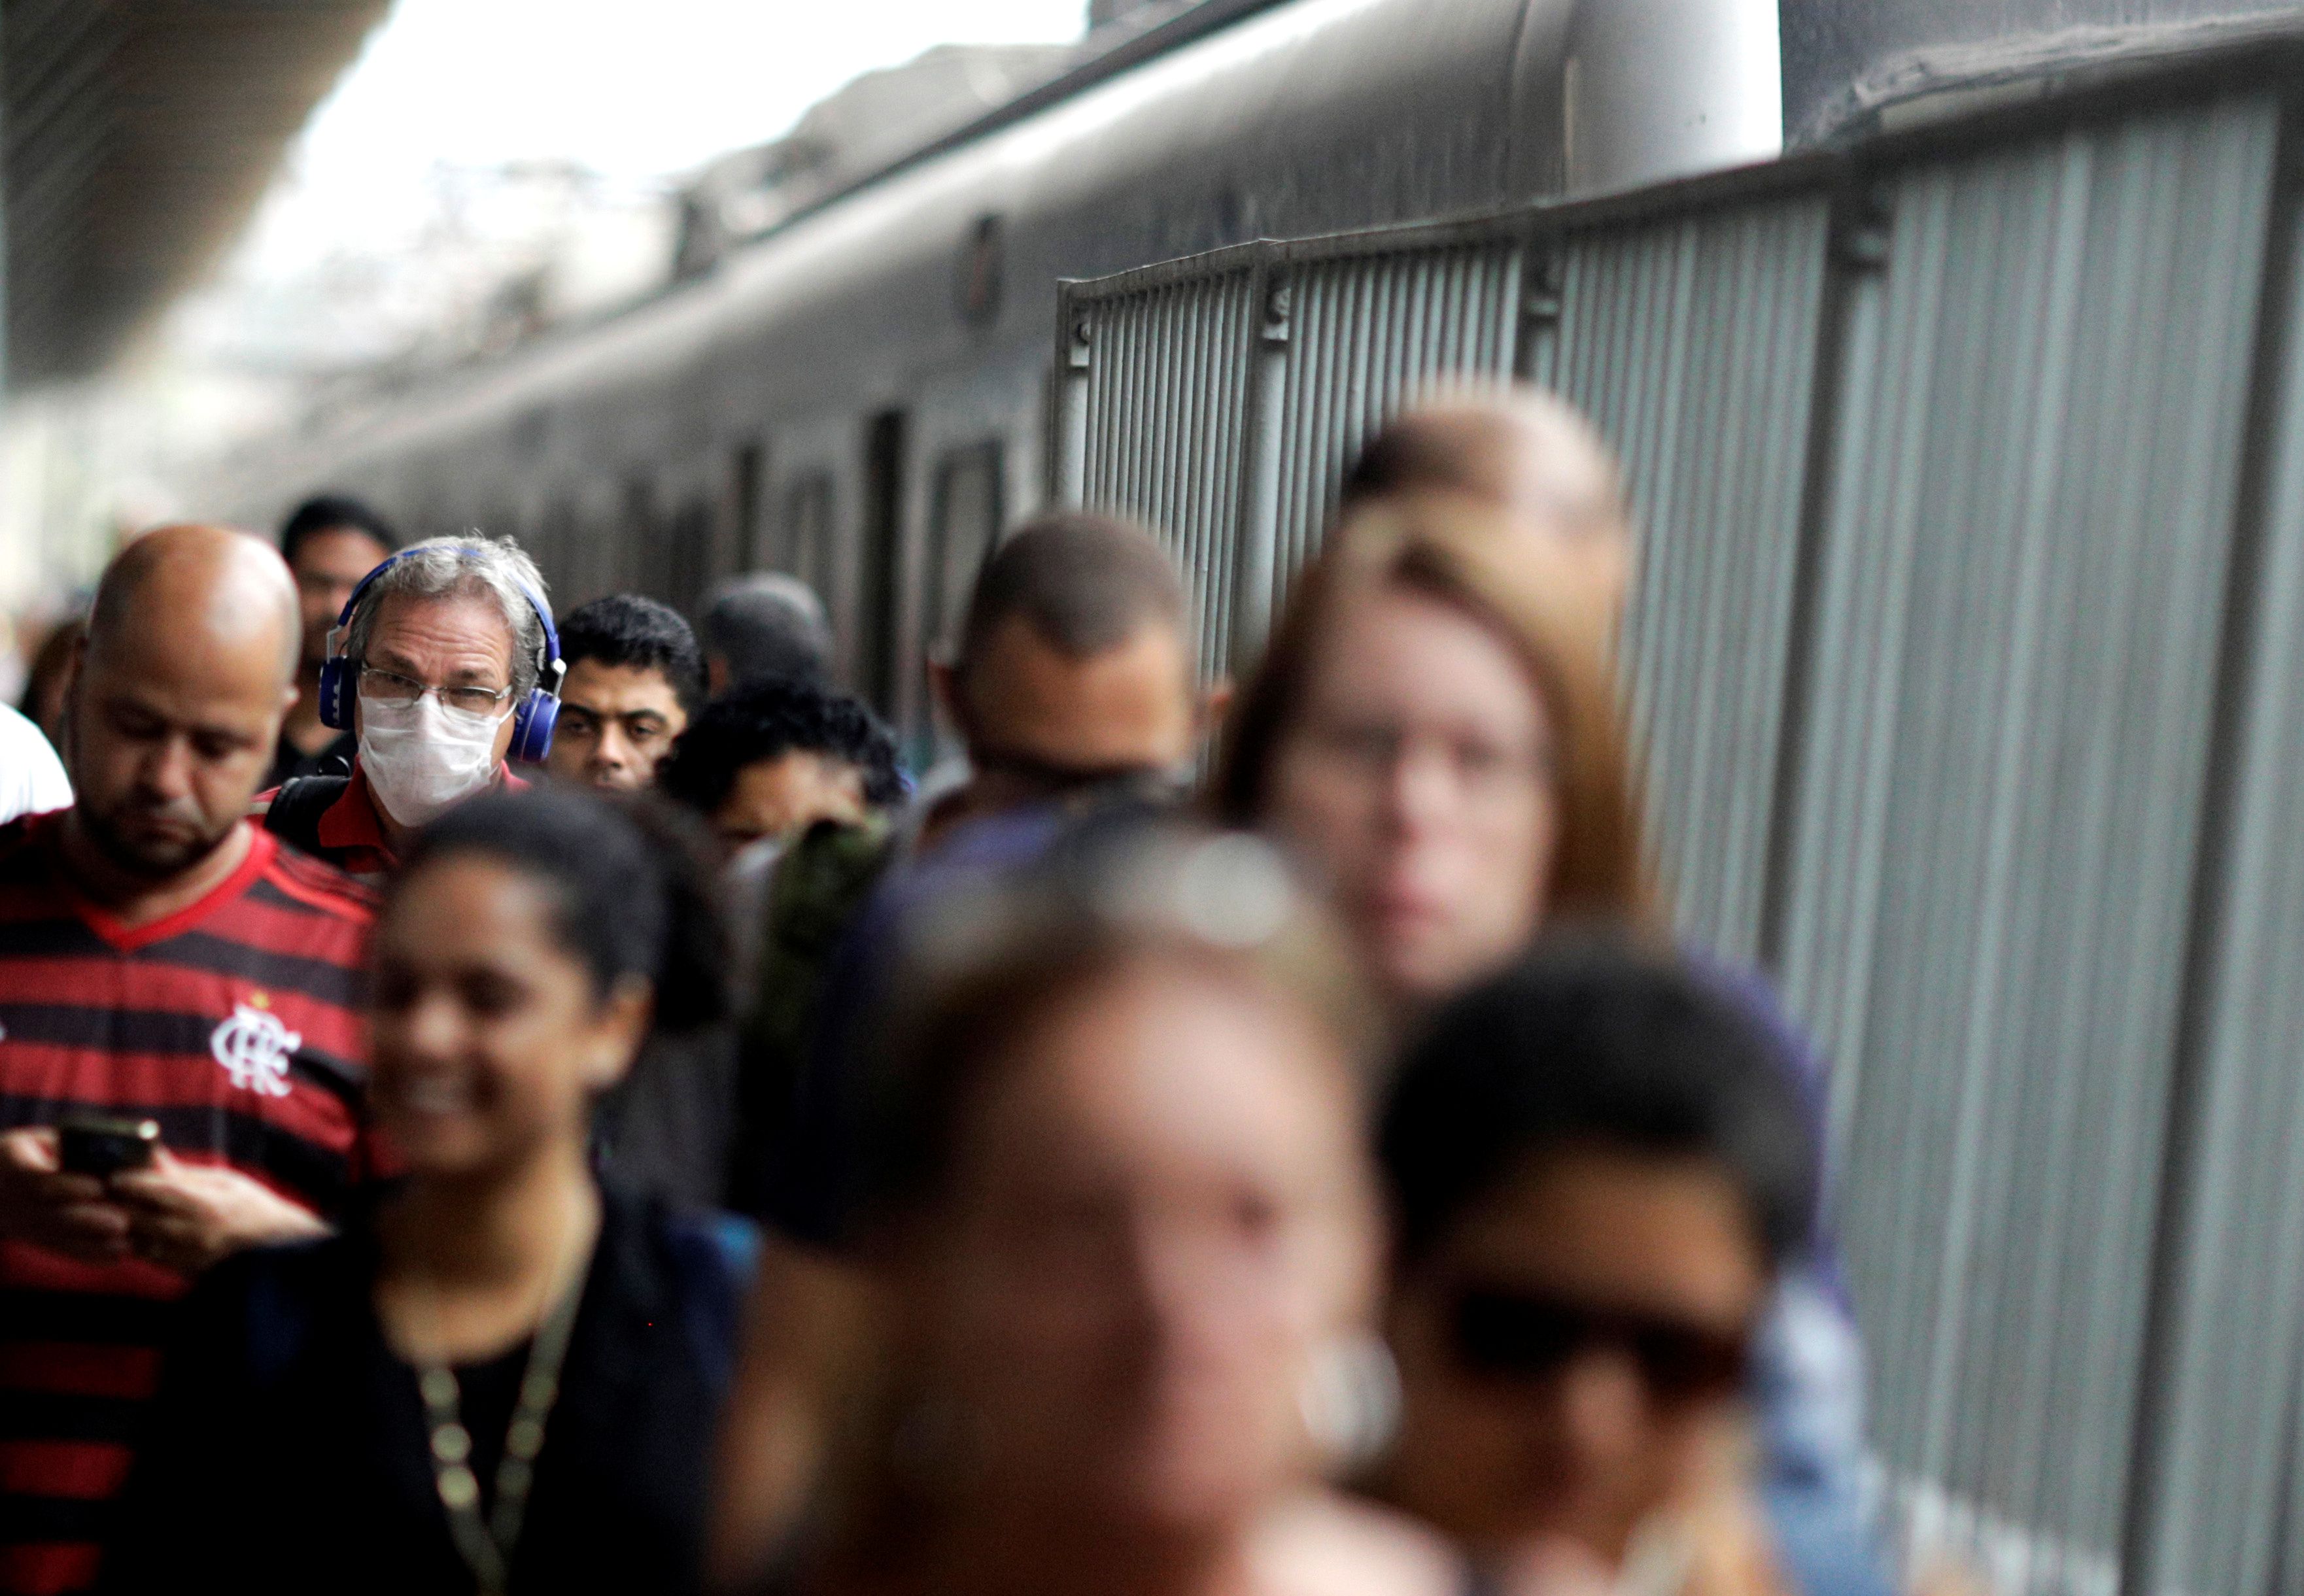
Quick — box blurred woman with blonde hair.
[1217,493,1656,1027]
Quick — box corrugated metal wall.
[1056,55,2304,1596]
[1542,197,1833,964]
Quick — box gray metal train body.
[212,0,1779,736]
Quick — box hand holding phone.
[0,1127,134,1261]
[56,1113,162,1179]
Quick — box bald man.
[1340,386,1638,619]
[0,526,380,1596]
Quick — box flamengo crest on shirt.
[211,998,301,1098]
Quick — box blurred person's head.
[340,535,557,829]
[368,789,727,1183]
[935,513,1206,817]
[657,676,903,857]
[67,526,300,877]
[1218,500,1649,1018]
[279,494,397,674]
[547,594,704,792]
[701,572,833,695]
[20,616,84,749]
[848,824,1381,1570]
[1376,939,1815,1574]
[1341,388,1634,615]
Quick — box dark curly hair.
[657,676,905,819]
[1381,932,1817,1272]
[560,593,706,714]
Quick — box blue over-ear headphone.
[317,548,565,763]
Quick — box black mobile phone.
[56,1113,161,1178]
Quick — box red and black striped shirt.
[0,815,375,1596]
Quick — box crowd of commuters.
[0,386,1901,1596]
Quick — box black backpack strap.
[262,773,351,855]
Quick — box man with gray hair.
[260,534,562,877]
[699,572,832,695]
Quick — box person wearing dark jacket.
[103,790,750,1596]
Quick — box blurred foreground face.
[549,660,689,791]
[959,615,1197,799]
[69,620,286,877]
[906,956,1370,1535]
[714,751,868,853]
[290,527,391,670]
[1385,1147,1763,1569]
[1264,583,1557,1010]
[368,855,637,1178]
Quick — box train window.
[541,498,577,601]
[928,443,1005,657]
[730,440,766,571]
[621,475,658,594]
[667,496,713,618]
[782,473,836,591]
[857,411,906,715]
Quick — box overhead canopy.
[2,0,390,386]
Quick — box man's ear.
[583,977,655,1093]
[1197,677,1235,740]
[929,658,969,739]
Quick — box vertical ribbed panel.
[1266,241,1522,607]
[2126,189,2304,1596]
[1057,77,2298,1595]
[1773,98,2278,1593]
[1551,198,1833,962]
[1080,269,1257,679]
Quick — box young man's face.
[290,528,392,671]
[710,751,868,856]
[1384,1147,1768,1571]
[547,660,689,791]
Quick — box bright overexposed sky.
[231,0,1087,279]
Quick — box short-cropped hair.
[1380,935,1819,1273]
[956,511,1188,673]
[560,594,705,713]
[343,534,551,699]
[700,573,832,688]
[279,494,398,567]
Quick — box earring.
[1300,1332,1401,1474]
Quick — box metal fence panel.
[1074,267,1259,681]
[1773,97,2278,1592]
[1263,239,1523,609]
[1545,197,1834,962]
[2125,189,2304,1596]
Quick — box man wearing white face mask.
[258,535,564,879]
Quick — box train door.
[919,441,1005,759]
[857,410,906,715]
[781,471,836,591]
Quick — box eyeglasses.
[357,666,514,718]
[1445,1284,1751,1405]
[1297,716,1554,802]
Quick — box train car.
[205,0,1780,737]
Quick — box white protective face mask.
[358,692,510,828]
